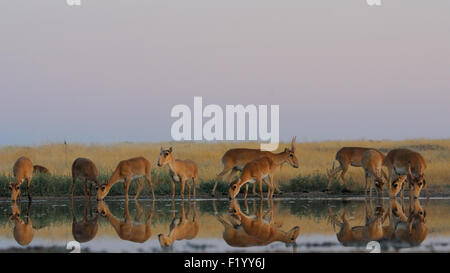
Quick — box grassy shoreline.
[0,139,449,196]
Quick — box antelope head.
[158,147,173,167]
[96,183,109,201]
[282,226,301,246]
[389,175,407,197]
[228,179,242,200]
[9,181,21,202]
[284,137,299,168]
[408,164,426,198]
[96,201,109,217]
[228,199,242,220]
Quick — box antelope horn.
[407,161,414,181]
[291,136,296,152]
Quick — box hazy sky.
[0,0,449,146]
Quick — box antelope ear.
[284,148,288,152]
[169,147,173,152]
[160,146,163,152]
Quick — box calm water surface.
[1,197,449,253]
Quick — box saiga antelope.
[9,202,34,246]
[384,149,428,199]
[72,199,98,243]
[96,156,155,201]
[227,199,300,247]
[33,165,49,175]
[361,149,388,197]
[97,200,154,243]
[212,137,299,197]
[157,147,199,199]
[158,200,199,248]
[228,157,277,200]
[9,156,34,202]
[72,158,99,200]
[326,147,387,193]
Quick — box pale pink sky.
[0,0,449,145]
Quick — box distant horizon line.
[1,137,449,148]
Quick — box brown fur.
[226,200,300,247]
[72,200,98,243]
[329,200,386,246]
[228,157,278,200]
[71,158,99,199]
[97,157,154,201]
[327,147,383,192]
[9,202,34,246]
[10,156,34,201]
[158,201,199,248]
[384,149,428,199]
[212,137,299,197]
[157,147,199,199]
[97,201,153,243]
[361,149,388,197]
[392,199,428,246]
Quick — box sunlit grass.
[0,139,448,196]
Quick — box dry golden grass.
[0,139,449,188]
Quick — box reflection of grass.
[0,139,449,196]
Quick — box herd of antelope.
[6,137,429,202]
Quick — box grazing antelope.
[211,137,299,197]
[97,200,154,243]
[72,158,99,200]
[227,199,300,247]
[97,156,154,201]
[157,147,199,199]
[72,199,98,243]
[158,200,199,248]
[384,149,428,199]
[228,157,277,200]
[9,202,34,246]
[33,165,49,175]
[326,147,386,192]
[328,200,386,246]
[361,149,388,197]
[9,156,34,202]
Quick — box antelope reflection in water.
[388,198,428,247]
[72,199,99,243]
[216,199,300,250]
[9,202,34,246]
[329,198,428,249]
[158,199,199,249]
[329,199,386,246]
[97,200,154,243]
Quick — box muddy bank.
[1,189,449,202]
